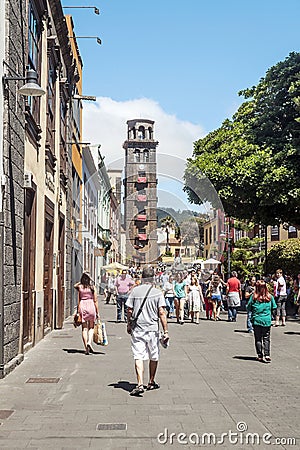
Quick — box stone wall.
[1,0,26,374]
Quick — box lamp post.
[220,218,231,279]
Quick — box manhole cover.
[96,423,127,431]
[26,377,60,383]
[0,410,14,419]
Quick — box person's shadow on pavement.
[233,356,258,361]
[233,329,250,333]
[108,381,137,392]
[62,348,106,355]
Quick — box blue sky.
[63,0,300,210]
[63,0,300,132]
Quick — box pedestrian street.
[0,296,299,449]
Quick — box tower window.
[148,127,153,140]
[143,150,149,162]
[138,126,145,140]
[134,150,140,162]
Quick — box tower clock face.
[139,164,145,170]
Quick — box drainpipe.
[0,1,6,378]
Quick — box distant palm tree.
[161,215,176,254]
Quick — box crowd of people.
[74,265,300,394]
[102,265,300,326]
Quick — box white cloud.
[83,97,205,169]
[82,97,208,211]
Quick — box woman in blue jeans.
[247,280,277,363]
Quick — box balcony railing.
[137,176,147,184]
[136,214,147,222]
[138,233,147,241]
[136,194,147,202]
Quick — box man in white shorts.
[126,266,169,396]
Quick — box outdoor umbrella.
[203,258,221,265]
[102,262,129,271]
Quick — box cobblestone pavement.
[0,296,299,449]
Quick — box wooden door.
[56,215,65,328]
[22,189,36,345]
[43,198,54,330]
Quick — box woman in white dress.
[187,277,204,324]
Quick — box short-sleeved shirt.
[276,276,287,296]
[115,275,134,294]
[173,281,186,299]
[126,284,166,332]
[245,285,255,298]
[246,295,277,327]
[227,277,241,293]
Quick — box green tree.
[224,237,264,278]
[267,238,300,275]
[184,52,300,227]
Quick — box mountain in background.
[157,207,206,227]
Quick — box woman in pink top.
[75,272,99,355]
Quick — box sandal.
[146,381,160,391]
[130,385,144,396]
[256,357,264,362]
[265,356,271,363]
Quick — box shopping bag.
[93,319,103,345]
[101,322,108,346]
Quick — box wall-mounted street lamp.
[69,36,102,45]
[2,65,46,97]
[66,142,91,145]
[63,6,100,15]
[73,95,96,101]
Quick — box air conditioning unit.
[24,171,33,189]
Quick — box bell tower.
[123,119,159,265]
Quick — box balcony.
[136,194,147,202]
[138,233,147,241]
[137,176,147,184]
[136,214,147,222]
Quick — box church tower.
[123,119,159,265]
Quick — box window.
[271,226,279,241]
[288,226,297,239]
[46,56,56,153]
[213,225,216,242]
[138,126,145,139]
[143,150,149,162]
[134,150,140,163]
[28,2,41,118]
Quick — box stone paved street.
[0,296,299,449]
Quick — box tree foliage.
[184,52,300,227]
[223,237,264,278]
[267,238,300,275]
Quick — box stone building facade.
[123,119,159,265]
[0,0,27,376]
[0,0,78,377]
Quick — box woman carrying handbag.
[75,271,99,355]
